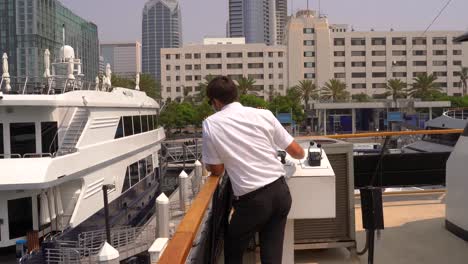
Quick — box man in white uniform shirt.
[202,76,305,264]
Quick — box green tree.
[111,74,132,88]
[193,99,215,127]
[269,94,305,123]
[408,73,441,100]
[292,80,318,111]
[460,66,468,96]
[139,74,160,100]
[159,102,196,133]
[240,94,268,108]
[383,79,407,104]
[236,76,256,95]
[352,93,371,102]
[321,79,349,102]
[195,74,216,102]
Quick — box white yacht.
[0,44,165,255]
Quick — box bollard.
[156,193,170,238]
[201,162,209,184]
[98,242,119,264]
[194,160,202,194]
[148,238,169,263]
[179,170,188,212]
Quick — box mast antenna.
[62,24,65,46]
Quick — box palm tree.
[236,76,256,95]
[407,73,441,100]
[321,79,349,102]
[384,79,407,104]
[195,74,216,102]
[459,66,468,96]
[293,80,318,111]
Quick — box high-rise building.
[142,0,182,81]
[0,0,99,81]
[285,10,468,97]
[228,0,287,45]
[101,42,142,78]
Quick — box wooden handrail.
[158,174,222,264]
[298,129,464,139]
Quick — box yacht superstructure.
[0,44,165,252]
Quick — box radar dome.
[60,45,75,61]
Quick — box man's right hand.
[285,141,305,159]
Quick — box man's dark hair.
[206,76,238,105]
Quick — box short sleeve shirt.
[202,102,294,196]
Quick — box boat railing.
[0,153,54,159]
[444,108,468,120]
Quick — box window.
[303,28,315,34]
[248,74,264,80]
[227,63,242,69]
[227,74,243,81]
[268,62,274,68]
[372,61,386,67]
[10,123,35,157]
[303,40,315,46]
[206,53,221,58]
[41,122,58,154]
[176,87,181,92]
[412,37,427,45]
[278,52,284,57]
[175,54,180,59]
[393,72,407,77]
[351,38,366,45]
[453,71,461,77]
[248,52,263,57]
[352,83,366,89]
[304,62,315,68]
[352,72,366,78]
[185,64,192,70]
[432,37,447,45]
[413,72,426,77]
[372,72,387,78]
[146,155,153,175]
[454,82,461,87]
[139,158,147,179]
[268,74,273,79]
[304,73,315,79]
[176,76,180,81]
[371,38,386,45]
[166,76,171,81]
[129,162,139,186]
[227,52,243,58]
[392,50,407,56]
[392,37,407,45]
[351,51,365,57]
[194,75,201,81]
[393,61,407,66]
[372,83,387,88]
[433,50,447,56]
[412,50,426,56]
[435,82,447,88]
[0,124,3,156]
[334,62,345,67]
[133,116,142,134]
[165,54,170,60]
[185,53,192,59]
[206,64,222,69]
[166,65,170,70]
[185,75,192,81]
[122,168,131,192]
[433,71,447,77]
[304,51,315,57]
[194,64,201,70]
[194,53,201,59]
[453,50,462,56]
[453,61,462,66]
[433,60,447,66]
[334,51,345,56]
[334,38,345,46]
[175,66,180,70]
[413,61,427,66]
[248,63,263,69]
[278,73,283,79]
[149,115,154,130]
[123,116,133,136]
[166,87,171,93]
[142,115,149,132]
[268,52,274,57]
[278,62,283,68]
[8,197,32,239]
[352,61,366,67]
[334,73,345,78]
[372,50,386,56]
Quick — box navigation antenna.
[318,0,321,16]
[62,24,65,47]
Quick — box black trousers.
[225,177,292,264]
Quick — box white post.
[148,238,169,263]
[202,162,209,184]
[156,193,170,238]
[323,109,327,135]
[194,160,202,194]
[179,170,188,212]
[429,107,433,120]
[98,242,119,264]
[351,108,356,134]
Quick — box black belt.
[234,176,286,201]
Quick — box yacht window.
[122,168,131,192]
[10,123,36,157]
[0,123,3,157]
[129,162,139,186]
[123,116,133,136]
[142,115,149,132]
[133,116,142,134]
[8,197,33,239]
[41,122,58,154]
[115,118,124,139]
[146,155,153,174]
[153,115,158,128]
[149,115,154,130]
[139,159,147,179]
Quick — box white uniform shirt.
[202,102,294,196]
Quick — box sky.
[59,0,468,44]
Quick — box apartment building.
[100,42,142,78]
[286,10,468,97]
[160,38,287,100]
